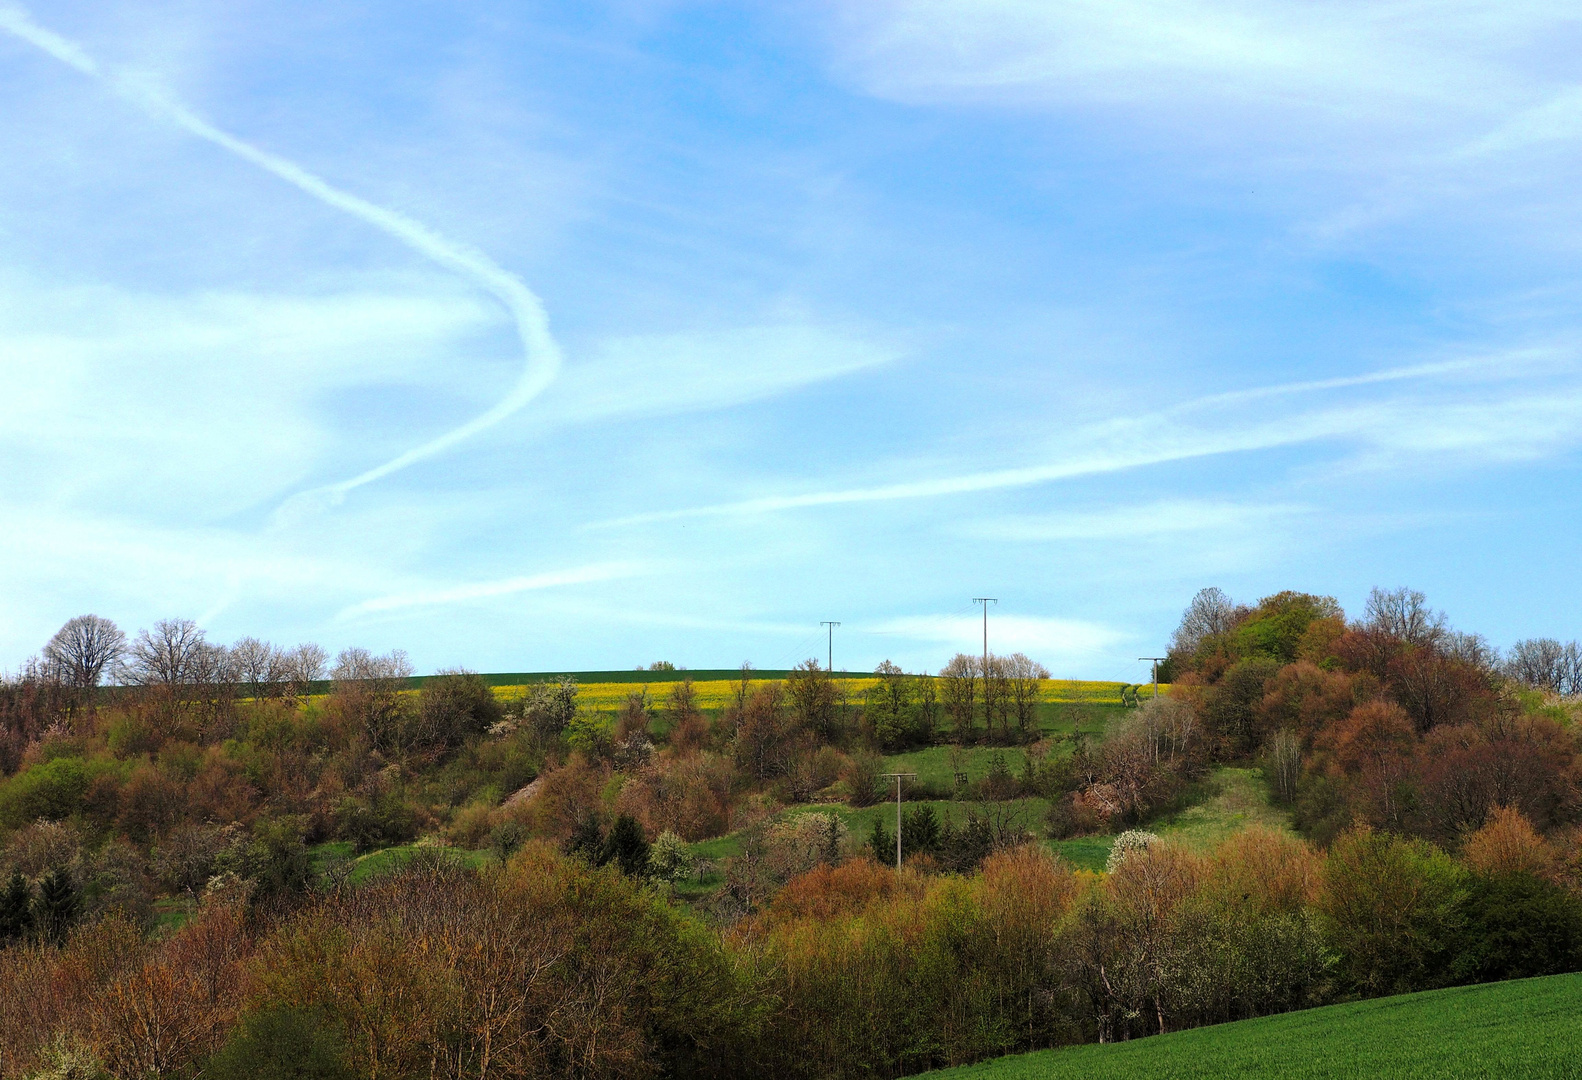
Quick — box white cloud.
[828,1,1564,124]
[592,352,1582,525]
[961,499,1310,542]
[824,0,1582,246]
[336,562,647,619]
[545,323,902,424]
[0,278,500,516]
[0,1,564,505]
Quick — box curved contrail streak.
[0,4,562,511]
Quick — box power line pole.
[972,598,998,673]
[879,772,916,871]
[821,621,841,672]
[1139,656,1167,698]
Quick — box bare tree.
[1363,586,1446,647]
[1505,638,1582,696]
[1444,631,1499,673]
[982,654,1012,741]
[1266,728,1302,805]
[120,619,209,686]
[331,647,413,684]
[1169,587,1246,657]
[230,637,283,699]
[1005,652,1050,737]
[280,642,328,695]
[44,615,125,689]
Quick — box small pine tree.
[0,869,34,943]
[868,817,895,865]
[901,804,941,857]
[820,812,844,864]
[565,813,606,866]
[601,815,651,877]
[35,866,80,946]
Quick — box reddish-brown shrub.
[1461,805,1554,879]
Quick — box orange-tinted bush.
[1462,805,1554,879]
[1202,825,1320,914]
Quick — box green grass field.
[922,973,1582,1079]
[310,840,490,884]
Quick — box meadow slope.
[922,973,1582,1080]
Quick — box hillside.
[922,973,1582,1079]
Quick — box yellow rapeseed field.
[490,677,1154,711]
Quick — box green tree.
[34,866,80,945]
[234,816,313,912]
[1321,829,1466,996]
[602,815,652,877]
[864,662,917,750]
[868,817,895,865]
[1231,591,1343,665]
[565,813,606,865]
[0,869,33,942]
[206,1007,353,1080]
[1453,871,1582,983]
[901,804,940,857]
[788,659,842,743]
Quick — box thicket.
[0,592,1579,1078]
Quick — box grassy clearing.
[1039,767,1290,873]
[1149,766,1293,851]
[881,746,1032,789]
[1048,835,1113,872]
[920,972,1582,1079]
[309,841,490,885]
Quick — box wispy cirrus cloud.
[593,351,1582,526]
[824,0,1582,247]
[958,499,1311,543]
[543,323,903,425]
[336,562,646,620]
[825,0,1574,136]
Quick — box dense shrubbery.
[1,592,1580,1078]
[2,821,1579,1078]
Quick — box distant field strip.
[921,973,1582,1079]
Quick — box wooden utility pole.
[972,598,997,672]
[821,621,841,672]
[879,772,916,870]
[1139,656,1167,698]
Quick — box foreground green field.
[922,973,1582,1079]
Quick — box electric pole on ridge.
[1140,656,1167,698]
[878,772,916,871]
[821,621,841,672]
[972,598,998,674]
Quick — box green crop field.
[921,973,1582,1079]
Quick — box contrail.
[0,3,562,512]
[592,347,1574,527]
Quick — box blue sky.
[3,0,1582,679]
